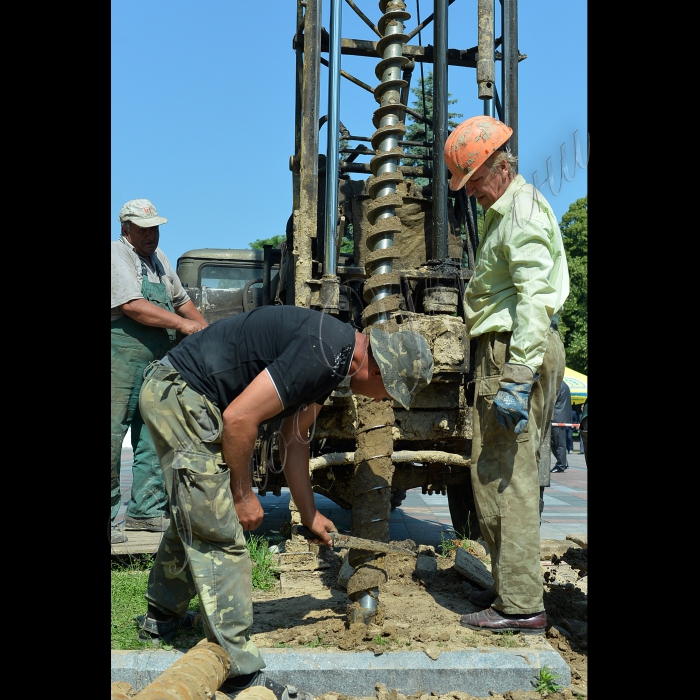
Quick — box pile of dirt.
[249,537,588,699]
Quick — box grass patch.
[461,632,479,646]
[304,636,324,648]
[438,531,475,558]
[499,631,518,648]
[438,531,459,558]
[247,533,280,591]
[111,535,280,649]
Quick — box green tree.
[558,196,588,375]
[340,223,354,254]
[249,235,286,250]
[403,71,463,185]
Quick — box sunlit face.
[124,222,159,257]
[464,158,511,210]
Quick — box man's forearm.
[221,422,257,501]
[280,411,319,522]
[121,298,190,331]
[175,299,208,326]
[279,410,336,546]
[282,439,317,521]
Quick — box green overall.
[111,258,176,522]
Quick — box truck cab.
[176,247,281,325]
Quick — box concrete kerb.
[111,646,571,696]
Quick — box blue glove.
[494,363,538,435]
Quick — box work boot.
[125,515,171,532]
[111,521,128,544]
[136,609,202,643]
[220,670,313,700]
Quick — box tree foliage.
[249,235,286,250]
[557,196,588,375]
[403,71,463,185]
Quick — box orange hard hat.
[443,116,513,191]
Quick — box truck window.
[200,264,263,290]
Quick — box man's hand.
[301,512,337,548]
[233,488,265,531]
[175,299,208,335]
[178,318,207,335]
[494,363,538,435]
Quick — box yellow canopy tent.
[562,367,587,405]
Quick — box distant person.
[443,115,568,635]
[111,198,208,544]
[579,398,588,464]
[571,403,582,453]
[567,403,576,454]
[550,380,571,473]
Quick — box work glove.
[493,363,539,435]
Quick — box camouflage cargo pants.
[471,327,565,614]
[138,361,265,677]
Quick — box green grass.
[111,534,280,650]
[438,530,480,558]
[461,632,480,646]
[246,533,280,591]
[111,554,202,651]
[303,636,324,648]
[499,631,518,648]
[438,531,459,558]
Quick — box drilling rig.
[177,0,524,625]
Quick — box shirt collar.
[488,173,527,217]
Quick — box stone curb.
[112,646,570,696]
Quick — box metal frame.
[291,0,520,299]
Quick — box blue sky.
[112,1,587,266]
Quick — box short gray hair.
[487,148,518,175]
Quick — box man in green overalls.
[111,199,208,544]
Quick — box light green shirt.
[465,174,569,372]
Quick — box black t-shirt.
[166,306,356,417]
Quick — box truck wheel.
[390,489,407,511]
[447,483,481,540]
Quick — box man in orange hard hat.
[444,116,569,634]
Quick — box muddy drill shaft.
[348,0,411,626]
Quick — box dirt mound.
[249,539,588,698]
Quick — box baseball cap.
[119,199,168,228]
[369,327,434,410]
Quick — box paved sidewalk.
[541,442,587,540]
[117,433,587,546]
